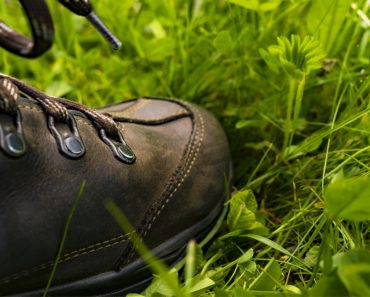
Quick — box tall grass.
[0,0,369,295]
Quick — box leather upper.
[0,95,231,294]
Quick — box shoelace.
[0,0,121,58]
[0,76,136,163]
[0,1,134,163]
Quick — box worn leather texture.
[0,94,231,294]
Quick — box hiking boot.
[0,75,232,295]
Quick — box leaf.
[189,276,216,293]
[238,248,254,264]
[143,37,175,62]
[228,207,256,231]
[236,190,258,211]
[206,268,226,286]
[259,48,279,74]
[226,190,268,235]
[233,286,255,297]
[332,249,370,270]
[246,234,295,259]
[249,259,281,290]
[325,176,370,221]
[282,285,302,295]
[268,35,325,78]
[213,288,232,297]
[235,120,264,129]
[240,261,257,275]
[223,223,269,238]
[334,249,370,293]
[331,169,345,183]
[229,0,259,11]
[338,263,370,296]
[303,246,320,268]
[185,240,203,284]
[286,129,323,159]
[260,0,281,12]
[142,269,179,297]
[306,0,352,53]
[310,250,370,296]
[229,0,282,12]
[309,274,349,297]
[147,20,167,39]
[214,30,234,53]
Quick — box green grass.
[1,0,370,296]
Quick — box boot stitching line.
[122,108,204,265]
[143,109,204,237]
[0,233,130,284]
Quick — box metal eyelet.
[99,128,136,164]
[0,110,26,157]
[47,113,86,159]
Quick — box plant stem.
[283,73,306,153]
[292,74,306,141]
[308,216,331,287]
[283,77,297,152]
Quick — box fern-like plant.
[270,35,325,78]
[261,35,325,152]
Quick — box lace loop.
[0,78,19,115]
[99,128,136,164]
[0,75,135,163]
[48,113,86,159]
[5,76,69,122]
[0,79,26,157]
[56,97,118,137]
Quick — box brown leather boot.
[0,75,232,295]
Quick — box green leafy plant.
[229,0,282,12]
[325,176,370,221]
[261,35,325,152]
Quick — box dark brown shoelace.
[0,78,19,115]
[2,75,118,134]
[0,1,135,163]
[0,76,136,163]
[0,0,121,58]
